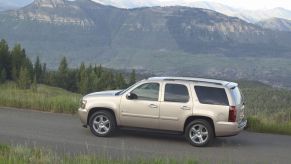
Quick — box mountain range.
[1,0,291,87]
[2,0,291,23]
[257,18,291,31]
[94,0,291,23]
[0,0,32,11]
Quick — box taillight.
[228,106,237,122]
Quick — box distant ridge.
[94,0,291,23]
[257,17,291,31]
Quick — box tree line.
[0,39,136,94]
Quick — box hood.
[83,90,122,99]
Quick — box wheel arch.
[184,116,216,136]
[87,107,117,126]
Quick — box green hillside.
[0,82,81,113]
[240,81,291,135]
[106,49,291,87]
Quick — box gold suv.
[78,77,247,147]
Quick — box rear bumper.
[78,108,88,126]
[215,119,247,137]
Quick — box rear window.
[231,87,242,105]
[194,86,229,106]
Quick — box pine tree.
[115,73,127,89]
[66,69,78,92]
[0,69,6,84]
[32,74,37,92]
[98,71,110,91]
[41,63,47,83]
[78,63,89,94]
[34,56,42,83]
[17,66,32,89]
[88,69,97,92]
[24,57,34,80]
[57,57,69,89]
[11,44,24,80]
[95,64,102,78]
[0,39,10,79]
[110,72,116,89]
[129,69,136,85]
[11,66,18,81]
[10,44,33,81]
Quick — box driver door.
[120,82,161,129]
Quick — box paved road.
[0,107,291,163]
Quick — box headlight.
[80,99,87,109]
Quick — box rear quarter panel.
[191,83,231,133]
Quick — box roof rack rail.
[148,77,225,86]
[163,78,222,86]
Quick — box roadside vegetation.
[240,81,291,135]
[0,144,199,164]
[0,82,80,113]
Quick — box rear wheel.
[89,111,116,137]
[185,119,214,147]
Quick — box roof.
[148,77,237,87]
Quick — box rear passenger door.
[159,82,193,131]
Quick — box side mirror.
[126,93,138,100]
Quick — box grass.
[0,144,199,164]
[240,81,291,135]
[0,82,81,114]
[247,116,291,135]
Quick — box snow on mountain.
[92,0,291,23]
[257,17,291,31]
[1,0,291,23]
[0,0,33,11]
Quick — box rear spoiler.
[225,82,238,89]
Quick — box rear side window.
[164,84,189,102]
[194,86,229,106]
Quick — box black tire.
[185,119,214,147]
[89,111,116,137]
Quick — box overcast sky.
[187,0,291,10]
[150,0,291,10]
[1,0,291,10]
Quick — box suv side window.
[131,83,160,101]
[164,84,189,103]
[194,86,229,106]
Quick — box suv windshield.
[115,81,141,96]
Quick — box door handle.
[148,104,158,108]
[181,106,191,110]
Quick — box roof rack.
[148,77,226,86]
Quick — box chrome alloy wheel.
[189,124,209,144]
[92,115,111,135]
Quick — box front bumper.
[78,108,88,126]
[215,119,247,137]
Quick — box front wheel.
[185,119,214,147]
[89,111,116,137]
